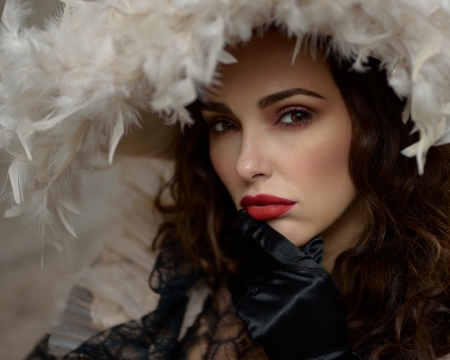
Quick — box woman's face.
[201,31,363,251]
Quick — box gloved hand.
[228,209,356,360]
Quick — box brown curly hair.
[153,41,450,358]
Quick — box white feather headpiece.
[0,0,449,245]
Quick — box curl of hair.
[153,44,450,358]
[152,105,238,281]
[328,57,450,358]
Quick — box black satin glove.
[229,209,356,360]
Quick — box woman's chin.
[266,217,316,249]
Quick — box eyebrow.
[258,88,325,109]
[200,101,233,114]
[200,87,325,114]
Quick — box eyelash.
[276,106,313,127]
[208,106,313,135]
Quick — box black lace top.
[26,233,401,360]
[25,237,266,360]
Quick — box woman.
[2,0,450,359]
[153,31,450,358]
[27,29,450,360]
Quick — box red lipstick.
[240,194,296,221]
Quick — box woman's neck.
[320,197,366,273]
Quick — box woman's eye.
[210,120,238,134]
[277,109,312,126]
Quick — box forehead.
[207,31,338,105]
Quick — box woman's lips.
[240,194,296,221]
[245,204,295,221]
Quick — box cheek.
[268,114,355,246]
[290,106,350,175]
[289,113,355,214]
[300,130,351,185]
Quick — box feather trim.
[47,157,194,357]
[0,0,450,245]
[108,111,124,165]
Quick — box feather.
[46,121,89,191]
[1,0,33,39]
[32,109,74,132]
[16,118,33,161]
[0,109,17,131]
[4,204,25,218]
[291,36,302,66]
[59,199,81,215]
[417,129,427,174]
[62,234,73,265]
[412,33,443,82]
[402,96,411,124]
[434,116,450,145]
[32,98,97,133]
[108,112,124,165]
[401,142,418,158]
[1,171,8,196]
[8,158,26,204]
[0,53,13,75]
[440,102,450,115]
[60,0,73,29]
[1,0,450,245]
[57,206,77,239]
[204,17,225,82]
[171,78,197,106]
[51,240,64,252]
[218,50,238,65]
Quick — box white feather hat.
[0,0,450,245]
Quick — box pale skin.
[201,31,366,272]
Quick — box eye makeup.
[274,106,314,128]
[203,103,316,136]
[209,119,238,134]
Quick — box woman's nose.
[235,131,272,182]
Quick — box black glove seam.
[282,266,326,272]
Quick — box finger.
[238,209,308,267]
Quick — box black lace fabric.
[25,335,58,360]
[179,282,266,359]
[62,236,200,360]
[25,236,266,360]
